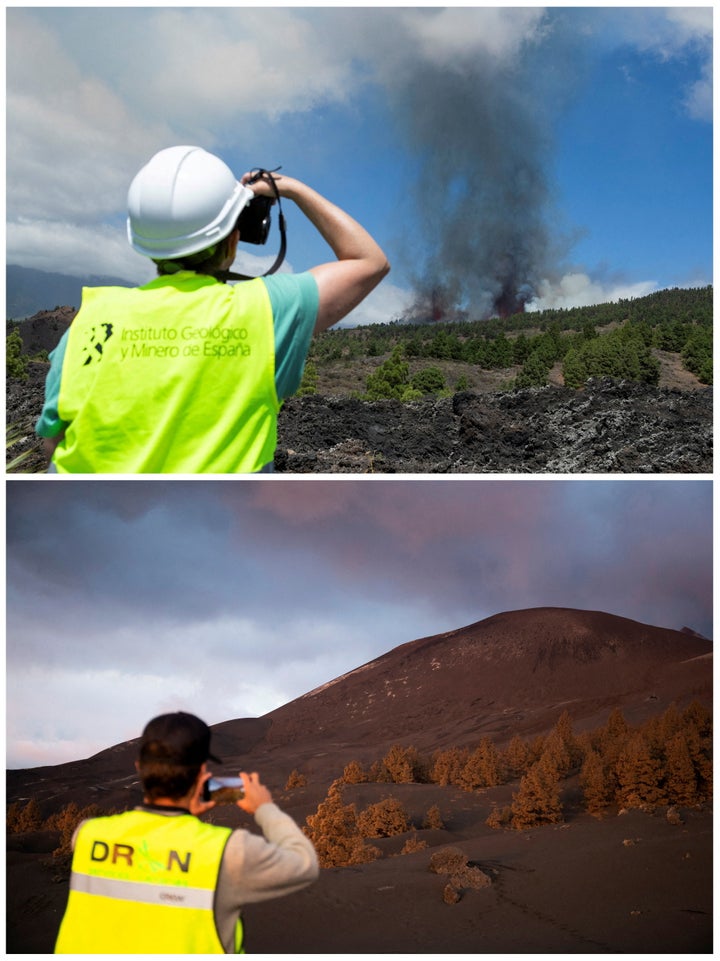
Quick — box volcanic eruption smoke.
[381,11,565,321]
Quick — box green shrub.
[6,329,28,381]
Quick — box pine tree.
[459,737,501,790]
[381,744,424,783]
[430,747,469,786]
[510,754,563,829]
[562,346,587,388]
[615,732,665,809]
[7,798,43,833]
[554,710,581,769]
[422,804,444,830]
[664,732,699,806]
[598,708,630,768]
[502,735,531,779]
[541,729,572,779]
[580,749,613,815]
[341,760,367,784]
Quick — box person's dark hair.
[153,234,235,278]
[138,759,202,802]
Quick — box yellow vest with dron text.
[54,809,241,954]
[53,273,279,473]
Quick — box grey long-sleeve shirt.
[214,801,319,951]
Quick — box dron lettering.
[90,840,192,873]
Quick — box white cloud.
[6,12,172,224]
[5,8,711,306]
[338,281,414,327]
[7,219,154,283]
[683,57,713,122]
[398,7,548,67]
[7,610,380,768]
[526,272,658,312]
[137,8,353,124]
[7,213,299,284]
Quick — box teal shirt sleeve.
[35,330,71,438]
[262,272,319,398]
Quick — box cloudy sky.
[6,6,712,323]
[6,478,712,769]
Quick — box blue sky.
[6,478,712,769]
[5,6,712,324]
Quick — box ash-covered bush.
[428,846,492,900]
[422,804,445,830]
[284,769,307,790]
[357,796,411,838]
[400,835,428,855]
[304,782,381,868]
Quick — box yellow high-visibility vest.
[53,272,279,473]
[55,809,242,954]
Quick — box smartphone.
[203,776,245,804]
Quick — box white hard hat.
[127,146,254,259]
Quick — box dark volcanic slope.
[260,607,712,756]
[7,608,711,812]
[7,607,713,957]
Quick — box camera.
[203,776,245,804]
[237,196,273,245]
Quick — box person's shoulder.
[262,271,317,295]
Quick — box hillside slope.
[6,607,712,955]
[8,608,711,809]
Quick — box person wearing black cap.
[54,711,318,954]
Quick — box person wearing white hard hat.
[36,146,390,473]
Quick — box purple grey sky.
[6,478,712,768]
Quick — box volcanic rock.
[275,382,712,473]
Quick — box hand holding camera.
[202,770,273,814]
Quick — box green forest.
[299,285,712,399]
[6,286,713,399]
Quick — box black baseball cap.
[139,712,222,766]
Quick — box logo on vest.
[81,323,115,366]
[91,839,192,873]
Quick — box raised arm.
[243,173,390,332]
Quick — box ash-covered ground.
[7,364,712,474]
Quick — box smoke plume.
[369,9,576,320]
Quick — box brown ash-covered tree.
[510,752,564,829]
[422,804,445,830]
[501,735,532,779]
[615,731,665,809]
[356,797,411,838]
[378,744,427,784]
[430,746,469,786]
[304,782,380,868]
[340,759,368,784]
[7,798,43,834]
[580,748,615,816]
[458,737,501,791]
[663,732,699,806]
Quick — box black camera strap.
[220,168,287,282]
